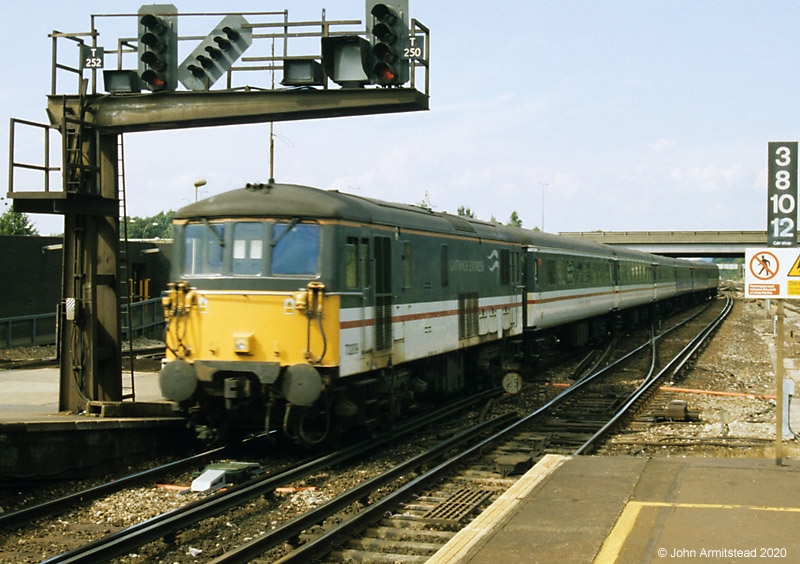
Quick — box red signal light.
[141,70,166,90]
[373,62,397,86]
[380,68,396,82]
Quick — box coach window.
[510,251,519,285]
[545,259,556,287]
[500,249,511,285]
[566,260,575,285]
[183,222,225,276]
[232,222,264,276]
[402,242,412,288]
[271,222,319,276]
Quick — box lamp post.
[537,182,549,232]
[142,221,159,238]
[194,178,207,203]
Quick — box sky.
[2,1,799,237]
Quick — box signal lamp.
[282,58,325,87]
[178,14,253,91]
[366,1,409,86]
[374,63,397,85]
[321,36,370,88]
[104,70,141,93]
[137,4,178,92]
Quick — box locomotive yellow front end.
[160,280,339,406]
[158,186,342,443]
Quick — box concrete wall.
[0,235,63,318]
[0,235,173,320]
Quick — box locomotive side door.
[374,236,393,353]
[522,246,533,328]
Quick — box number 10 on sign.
[768,142,798,247]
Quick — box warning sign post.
[762,142,799,466]
[745,248,800,298]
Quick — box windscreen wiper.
[201,218,225,247]
[270,217,300,247]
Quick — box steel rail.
[1,431,277,530]
[207,413,517,564]
[536,299,715,416]
[573,294,733,455]
[0,445,226,530]
[38,390,496,564]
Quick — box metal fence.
[121,297,165,340]
[0,313,58,349]
[0,297,164,349]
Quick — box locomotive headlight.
[233,333,253,355]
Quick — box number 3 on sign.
[775,146,792,166]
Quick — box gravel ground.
[604,291,800,458]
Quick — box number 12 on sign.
[768,142,798,247]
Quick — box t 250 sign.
[768,141,798,247]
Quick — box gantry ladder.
[118,133,136,401]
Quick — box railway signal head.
[137,4,178,91]
[321,35,370,88]
[178,15,253,91]
[366,1,409,86]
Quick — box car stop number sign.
[745,248,800,298]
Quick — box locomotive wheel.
[283,402,331,447]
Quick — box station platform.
[429,454,800,563]
[0,367,189,479]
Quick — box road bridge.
[558,231,765,258]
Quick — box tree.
[0,209,39,236]
[457,205,476,218]
[124,210,174,239]
[417,191,434,211]
[508,211,523,228]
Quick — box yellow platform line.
[426,454,569,564]
[594,500,800,564]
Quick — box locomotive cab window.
[402,242,412,288]
[184,222,225,276]
[345,237,370,289]
[271,222,320,276]
[345,238,358,288]
[232,222,264,276]
[441,245,448,287]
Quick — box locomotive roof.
[175,182,509,240]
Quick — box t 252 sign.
[768,141,798,247]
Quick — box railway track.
[9,297,731,563]
[0,436,268,530]
[205,295,730,564]
[26,391,496,564]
